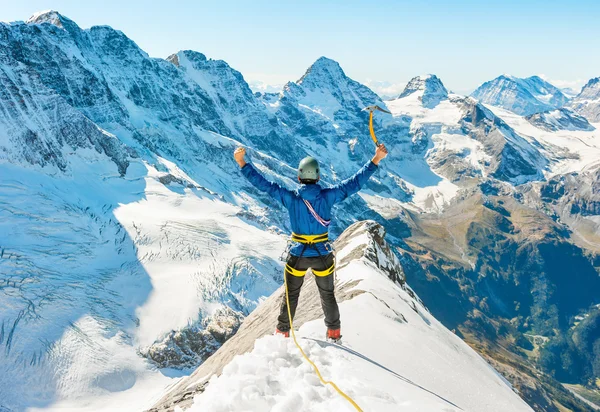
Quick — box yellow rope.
[284,272,363,411]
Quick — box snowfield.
[1,155,286,411]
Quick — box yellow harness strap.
[287,233,333,277]
[285,263,335,277]
[291,232,328,244]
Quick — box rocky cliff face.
[397,189,600,411]
[570,77,600,122]
[456,97,547,183]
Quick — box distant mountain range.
[1,10,599,412]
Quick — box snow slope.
[0,153,287,411]
[161,221,532,412]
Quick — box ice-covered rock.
[397,74,449,108]
[526,107,595,132]
[456,98,547,183]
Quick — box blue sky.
[3,0,599,95]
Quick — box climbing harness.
[362,105,391,147]
[291,232,329,244]
[285,233,335,277]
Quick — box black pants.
[277,253,340,332]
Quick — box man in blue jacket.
[234,144,388,342]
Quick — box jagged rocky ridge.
[388,79,548,185]
[139,307,243,369]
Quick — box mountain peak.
[580,77,600,97]
[26,10,76,29]
[569,76,600,122]
[471,74,568,116]
[397,74,448,108]
[297,56,346,86]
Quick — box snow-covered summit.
[297,56,346,87]
[290,56,383,110]
[569,77,600,122]
[471,74,569,116]
[260,56,386,169]
[578,77,600,100]
[26,10,76,29]
[397,74,449,108]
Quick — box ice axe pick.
[362,105,391,146]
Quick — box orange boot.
[326,328,341,343]
[275,328,290,338]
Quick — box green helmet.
[298,156,320,181]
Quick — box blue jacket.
[241,160,378,257]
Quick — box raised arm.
[235,147,294,208]
[325,144,388,204]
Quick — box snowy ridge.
[152,221,531,412]
[526,107,595,132]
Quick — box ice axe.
[362,105,391,146]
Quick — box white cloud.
[363,79,407,99]
[538,74,586,95]
[247,80,285,94]
[244,73,296,94]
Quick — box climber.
[234,144,388,342]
